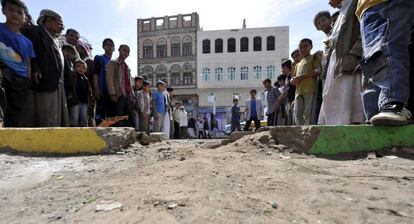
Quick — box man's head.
[102,38,115,55]
[250,89,257,99]
[166,87,173,94]
[118,44,130,60]
[299,38,313,57]
[37,9,64,36]
[134,76,143,89]
[62,45,77,61]
[314,11,332,34]
[156,81,166,91]
[291,49,301,64]
[142,81,151,92]
[329,0,343,8]
[74,59,87,75]
[233,98,239,106]
[281,60,292,75]
[66,29,80,45]
[1,0,27,27]
[175,102,181,108]
[277,74,287,87]
[263,78,272,89]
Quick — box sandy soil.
[0,136,413,224]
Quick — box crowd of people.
[231,0,414,133]
[1,0,413,139]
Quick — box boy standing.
[357,0,414,125]
[69,60,91,127]
[152,80,166,132]
[137,80,151,133]
[244,89,262,131]
[0,0,35,127]
[231,99,243,133]
[263,78,281,126]
[291,39,321,125]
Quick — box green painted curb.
[309,125,414,155]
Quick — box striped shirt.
[266,87,281,114]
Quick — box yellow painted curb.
[0,128,107,154]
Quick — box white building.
[197,26,289,130]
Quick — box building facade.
[197,26,289,131]
[137,13,199,114]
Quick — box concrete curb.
[0,127,138,155]
[270,125,414,155]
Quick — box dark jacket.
[67,72,92,107]
[333,0,362,78]
[22,25,65,92]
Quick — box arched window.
[215,67,223,81]
[254,36,262,51]
[183,74,192,85]
[241,66,249,80]
[267,36,275,51]
[170,64,181,85]
[157,38,167,58]
[266,65,275,79]
[202,39,210,54]
[171,37,180,57]
[240,37,249,52]
[143,66,154,86]
[182,36,192,56]
[227,66,236,80]
[253,66,262,80]
[227,38,236,53]
[143,40,153,59]
[202,68,210,81]
[215,39,223,53]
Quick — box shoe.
[370,103,413,126]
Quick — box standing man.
[106,44,132,126]
[244,89,263,131]
[22,9,69,127]
[172,102,181,139]
[263,78,281,126]
[231,99,244,133]
[161,78,173,138]
[93,38,114,125]
[178,106,188,139]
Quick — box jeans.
[153,112,164,132]
[360,0,414,114]
[244,116,260,131]
[231,120,241,133]
[70,103,88,127]
[294,94,316,125]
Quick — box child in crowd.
[318,0,364,125]
[152,80,166,132]
[0,0,35,127]
[68,60,91,127]
[137,81,151,134]
[291,39,321,125]
[281,60,296,125]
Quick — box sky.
[6,0,337,75]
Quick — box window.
[254,36,262,51]
[202,68,210,81]
[267,65,276,79]
[241,66,249,80]
[253,66,262,80]
[156,18,164,30]
[202,39,210,54]
[267,36,275,51]
[183,15,191,27]
[228,66,236,80]
[172,73,180,85]
[143,20,151,32]
[157,39,167,58]
[227,38,236,53]
[215,67,223,81]
[241,37,249,52]
[171,37,180,57]
[169,17,178,29]
[183,73,192,85]
[183,36,192,56]
[215,39,223,53]
[143,40,153,59]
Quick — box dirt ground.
[0,135,413,224]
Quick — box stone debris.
[95,201,123,212]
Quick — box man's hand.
[31,72,42,84]
[110,95,118,103]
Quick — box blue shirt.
[231,105,240,123]
[152,91,165,115]
[0,23,35,78]
[93,54,111,96]
[251,100,257,118]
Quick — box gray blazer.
[245,98,263,120]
